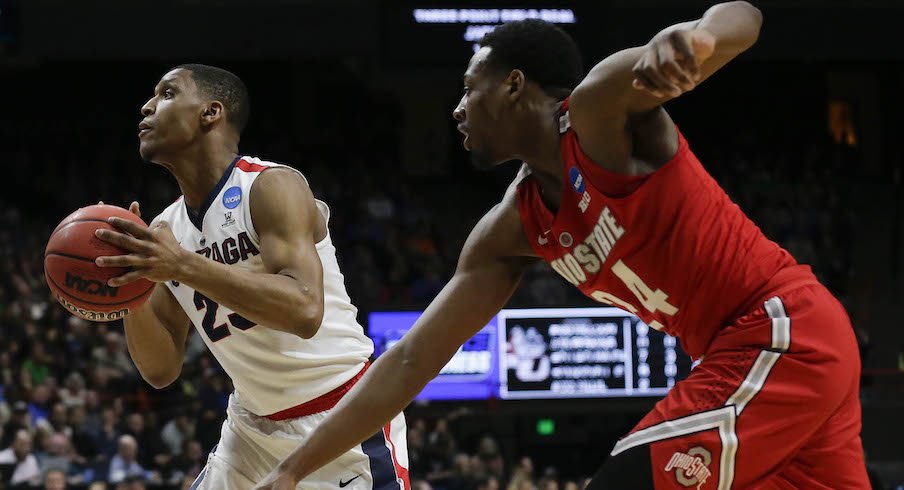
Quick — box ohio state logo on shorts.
[664,446,713,488]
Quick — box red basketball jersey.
[516,99,818,359]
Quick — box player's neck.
[518,101,563,179]
[171,146,240,211]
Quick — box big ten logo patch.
[568,167,592,213]
[664,446,712,489]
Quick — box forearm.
[177,252,322,337]
[277,260,526,480]
[575,1,762,117]
[122,304,184,388]
[281,338,436,480]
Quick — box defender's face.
[138,69,204,162]
[453,47,511,170]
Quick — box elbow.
[289,299,324,339]
[711,2,763,48]
[141,367,180,389]
[745,2,764,40]
[732,1,763,42]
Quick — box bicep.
[567,47,651,170]
[250,169,324,289]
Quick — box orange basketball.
[44,204,154,322]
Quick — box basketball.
[44,204,154,322]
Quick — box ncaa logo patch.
[223,186,242,209]
[568,167,585,194]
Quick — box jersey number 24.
[591,259,677,330]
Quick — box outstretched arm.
[568,1,763,172]
[254,183,538,489]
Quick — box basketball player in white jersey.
[93,64,409,490]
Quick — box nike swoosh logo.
[537,234,549,245]
[339,475,361,487]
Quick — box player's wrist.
[277,457,305,484]
[170,247,199,284]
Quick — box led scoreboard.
[368,307,692,401]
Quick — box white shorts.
[190,394,409,490]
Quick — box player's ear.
[505,69,526,101]
[201,101,225,127]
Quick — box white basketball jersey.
[153,156,373,416]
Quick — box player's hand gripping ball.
[44,203,154,322]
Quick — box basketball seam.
[44,270,154,307]
[44,251,98,263]
[50,217,117,236]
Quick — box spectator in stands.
[92,332,136,382]
[48,402,71,436]
[411,479,433,490]
[406,420,427,480]
[447,452,475,490]
[171,439,204,487]
[21,340,52,386]
[478,436,506,482]
[107,435,143,484]
[160,413,194,456]
[0,401,30,448]
[43,467,67,490]
[426,418,457,471]
[0,352,15,399]
[115,474,147,490]
[0,429,41,487]
[507,457,537,490]
[68,405,97,466]
[81,391,103,435]
[122,412,168,470]
[27,383,52,423]
[93,407,120,460]
[59,372,88,408]
[476,475,500,490]
[537,479,558,490]
[40,431,80,482]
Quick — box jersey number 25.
[193,291,257,342]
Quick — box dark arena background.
[1,1,902,489]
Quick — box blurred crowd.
[406,415,587,490]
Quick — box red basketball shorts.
[610,283,869,489]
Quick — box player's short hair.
[175,63,250,133]
[479,19,583,98]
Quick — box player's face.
[453,47,513,170]
[138,69,206,162]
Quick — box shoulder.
[248,165,321,237]
[234,155,275,174]
[249,165,314,202]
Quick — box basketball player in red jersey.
[257,2,869,488]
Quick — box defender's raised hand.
[632,28,716,98]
